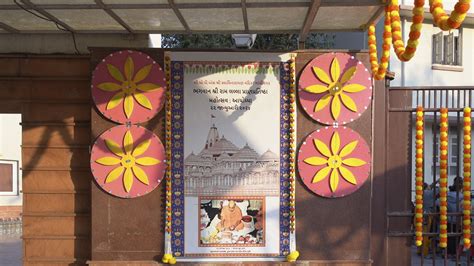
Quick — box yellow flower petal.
[339,140,358,158]
[340,66,357,84]
[105,139,124,157]
[331,131,340,155]
[312,67,332,85]
[312,166,331,183]
[133,64,153,83]
[304,85,329,94]
[96,156,121,166]
[304,156,328,166]
[97,82,122,92]
[330,57,341,82]
[314,139,332,157]
[314,94,332,112]
[132,139,151,157]
[342,158,367,167]
[339,166,357,185]
[340,93,358,112]
[331,95,341,120]
[133,92,153,110]
[107,64,124,82]
[137,83,161,92]
[132,165,149,185]
[105,166,124,183]
[124,94,134,118]
[123,130,133,154]
[342,84,366,93]
[124,56,134,81]
[107,92,124,110]
[136,157,160,166]
[123,168,133,192]
[330,169,339,192]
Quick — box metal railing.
[389,86,474,266]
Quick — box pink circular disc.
[297,127,371,198]
[90,125,166,198]
[298,53,372,125]
[92,50,166,124]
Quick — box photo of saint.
[200,198,265,246]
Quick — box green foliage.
[162,33,335,50]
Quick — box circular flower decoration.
[298,53,372,125]
[92,50,166,124]
[298,127,371,197]
[91,125,166,198]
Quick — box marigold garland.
[389,0,425,62]
[439,108,449,248]
[415,106,424,247]
[368,7,392,80]
[162,53,175,265]
[463,107,472,250]
[429,0,472,30]
[289,54,297,234]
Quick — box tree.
[162,33,335,49]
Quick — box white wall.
[0,114,22,206]
[390,20,474,87]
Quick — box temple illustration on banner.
[184,124,280,196]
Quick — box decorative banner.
[92,50,166,124]
[297,126,371,198]
[168,52,294,260]
[298,53,372,125]
[90,125,166,198]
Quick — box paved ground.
[411,245,473,266]
[0,235,22,266]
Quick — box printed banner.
[168,52,294,260]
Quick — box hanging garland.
[415,106,424,247]
[286,54,300,263]
[463,107,472,250]
[389,0,425,62]
[439,108,449,248]
[430,0,471,30]
[162,53,176,265]
[368,7,392,80]
[367,0,471,79]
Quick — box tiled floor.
[0,235,21,266]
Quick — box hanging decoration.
[92,50,166,124]
[439,108,449,248]
[90,125,166,198]
[297,127,371,198]
[367,0,471,80]
[415,106,424,247]
[463,107,472,250]
[298,53,372,125]
[162,53,176,265]
[389,0,425,62]
[430,0,471,30]
[286,54,299,262]
[368,7,392,80]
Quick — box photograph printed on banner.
[199,197,265,247]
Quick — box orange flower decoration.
[95,130,160,192]
[304,131,367,192]
[303,57,366,120]
[97,56,162,118]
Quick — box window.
[0,160,19,196]
[432,29,462,66]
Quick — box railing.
[0,217,22,236]
[388,86,474,266]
